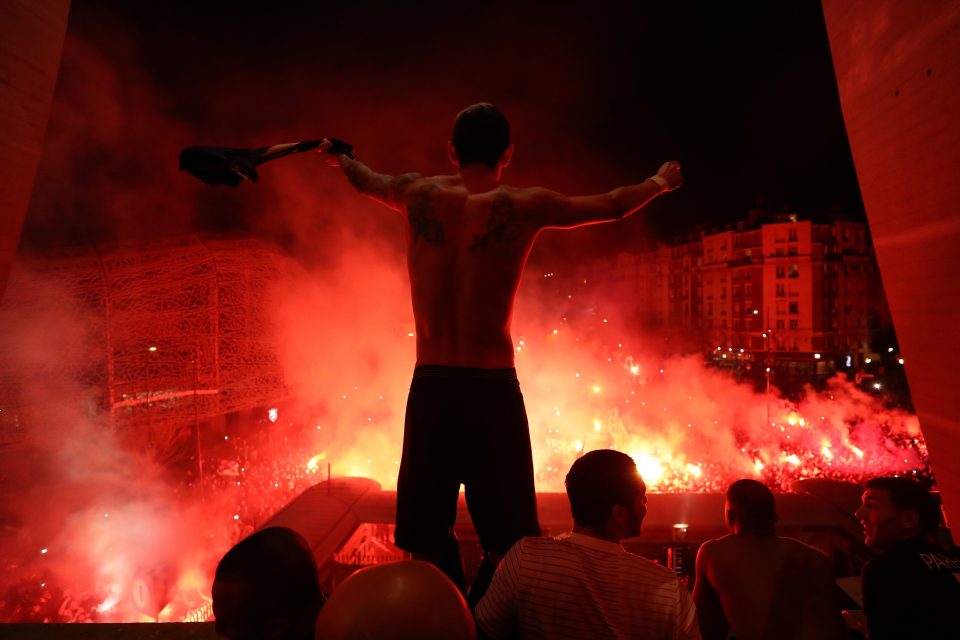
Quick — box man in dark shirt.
[855,476,960,639]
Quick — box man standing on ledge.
[320,103,683,602]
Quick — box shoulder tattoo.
[407,183,445,246]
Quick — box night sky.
[22,0,864,262]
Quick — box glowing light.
[849,445,865,458]
[306,454,324,472]
[898,358,905,365]
[888,347,894,353]
[753,309,759,315]
[629,364,640,375]
[407,332,414,337]
[592,385,602,394]
[552,329,559,335]
[873,382,882,390]
[632,451,664,486]
[574,440,584,452]
[233,514,239,520]
[821,444,833,460]
[593,420,603,431]
[40,548,48,555]
[268,408,278,422]
[147,346,157,352]
[865,358,872,364]
[814,353,821,359]
[96,594,121,613]
[846,355,852,367]
[754,460,765,473]
[685,464,703,477]
[782,453,801,466]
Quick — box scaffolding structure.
[0,234,300,450]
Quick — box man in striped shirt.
[475,450,700,639]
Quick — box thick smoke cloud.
[0,265,236,621]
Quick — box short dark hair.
[727,479,777,529]
[451,103,511,169]
[565,450,643,528]
[215,526,322,627]
[865,476,941,533]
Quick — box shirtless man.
[320,103,683,601]
[693,479,846,640]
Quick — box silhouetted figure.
[475,449,699,639]
[212,526,324,640]
[315,560,475,640]
[321,104,683,600]
[693,479,845,640]
[855,476,960,640]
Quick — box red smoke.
[0,1,921,624]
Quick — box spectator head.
[213,526,323,640]
[855,477,941,551]
[449,103,513,171]
[565,449,647,542]
[315,560,474,639]
[725,479,777,534]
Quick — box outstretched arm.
[319,138,420,212]
[523,161,683,229]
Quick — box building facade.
[578,213,888,379]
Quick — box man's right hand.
[655,161,684,191]
[317,138,356,167]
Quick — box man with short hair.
[474,449,699,639]
[212,526,324,640]
[693,479,845,640]
[855,476,960,639]
[321,103,683,599]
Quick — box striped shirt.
[476,533,700,640]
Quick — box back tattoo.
[407,184,445,246]
[470,193,522,251]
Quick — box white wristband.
[648,175,669,192]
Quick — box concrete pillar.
[0,0,71,300]
[822,1,960,522]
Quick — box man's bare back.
[331,162,682,368]
[400,175,545,368]
[694,533,845,640]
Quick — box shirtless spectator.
[855,476,960,640]
[693,479,845,640]
[320,103,683,602]
[475,449,698,639]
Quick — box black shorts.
[394,365,541,555]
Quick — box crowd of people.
[206,103,960,639]
[212,452,960,639]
